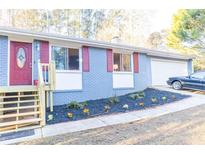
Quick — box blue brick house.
[0,27,193,106]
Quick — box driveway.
[17,88,205,145]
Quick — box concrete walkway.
[1,87,205,144]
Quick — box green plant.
[161,96,167,102]
[83,108,90,116]
[108,96,119,104]
[78,101,88,109]
[122,104,129,110]
[47,114,53,121]
[104,105,110,113]
[82,101,88,107]
[151,97,158,103]
[67,101,89,110]
[67,112,73,118]
[129,91,145,100]
[67,101,81,109]
[138,102,144,106]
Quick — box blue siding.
[53,47,151,105]
[0,36,8,86]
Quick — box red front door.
[10,41,32,85]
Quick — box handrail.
[38,60,56,90]
[37,60,45,87]
[37,60,56,114]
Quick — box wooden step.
[0,105,40,111]
[0,111,40,119]
[0,94,39,99]
[0,86,38,93]
[0,99,40,105]
[0,118,41,127]
[0,125,41,135]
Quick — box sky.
[150,9,178,32]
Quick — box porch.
[0,61,56,134]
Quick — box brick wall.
[53,47,151,105]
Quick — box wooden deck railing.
[0,61,56,134]
[38,61,56,90]
[0,86,42,134]
[38,60,56,113]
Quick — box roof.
[0,26,194,60]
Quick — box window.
[113,53,131,72]
[52,46,79,71]
[190,72,205,79]
[17,48,26,69]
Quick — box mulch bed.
[46,88,190,125]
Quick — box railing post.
[46,61,56,112]
[50,91,53,112]
[38,60,46,126]
[40,87,46,126]
[38,60,56,115]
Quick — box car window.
[191,72,205,79]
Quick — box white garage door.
[151,58,188,85]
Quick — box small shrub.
[129,92,145,100]
[122,104,129,110]
[67,101,81,109]
[138,102,144,106]
[161,96,167,102]
[67,101,89,110]
[151,97,158,103]
[67,112,73,118]
[129,94,136,100]
[78,101,88,109]
[104,105,110,113]
[83,108,90,116]
[47,114,53,121]
[108,96,119,105]
[82,101,88,107]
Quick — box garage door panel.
[151,58,188,85]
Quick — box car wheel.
[172,81,182,90]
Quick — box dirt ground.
[17,104,205,145]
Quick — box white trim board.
[55,71,82,90]
[7,39,10,86]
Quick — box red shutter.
[133,52,139,73]
[107,49,113,72]
[40,41,49,63]
[82,46,89,72]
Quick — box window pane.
[68,48,79,70]
[122,54,131,72]
[52,46,67,70]
[114,53,121,71]
[191,72,205,79]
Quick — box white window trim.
[49,43,82,73]
[112,51,134,89]
[113,52,134,74]
[50,44,83,90]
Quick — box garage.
[151,58,189,85]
